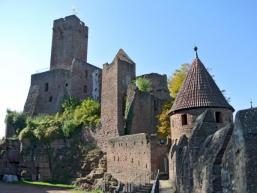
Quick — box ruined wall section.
[0,139,20,177]
[126,91,162,135]
[138,73,171,100]
[101,50,135,150]
[169,109,257,193]
[24,60,101,116]
[125,73,170,135]
[50,15,88,70]
[107,134,152,184]
[24,69,71,115]
[221,108,257,193]
[107,134,166,184]
[23,85,40,116]
[70,59,102,101]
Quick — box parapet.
[53,15,85,27]
[235,107,257,134]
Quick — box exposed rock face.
[0,133,104,184]
[0,139,20,178]
[75,154,108,191]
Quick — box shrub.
[5,109,27,134]
[62,119,82,138]
[74,98,100,127]
[136,77,151,92]
[19,127,35,141]
[62,97,80,112]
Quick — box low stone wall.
[107,133,167,184]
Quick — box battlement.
[53,15,85,27]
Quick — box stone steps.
[133,184,152,193]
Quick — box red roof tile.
[170,57,234,114]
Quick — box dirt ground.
[0,182,75,193]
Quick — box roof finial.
[194,46,198,58]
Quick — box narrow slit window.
[181,114,188,125]
[85,70,88,79]
[45,83,49,92]
[83,85,87,93]
[215,112,222,123]
[49,96,53,102]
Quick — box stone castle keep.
[2,15,257,193]
[24,15,101,115]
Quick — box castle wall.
[169,108,257,193]
[101,54,135,150]
[0,139,20,177]
[24,60,101,116]
[24,69,71,115]
[138,73,171,100]
[221,108,257,193]
[70,59,102,101]
[126,91,162,135]
[170,108,233,142]
[107,133,167,184]
[50,15,88,70]
[125,73,170,135]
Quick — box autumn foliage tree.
[157,63,190,138]
[168,63,190,98]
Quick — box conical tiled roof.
[170,57,234,114]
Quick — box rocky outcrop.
[75,154,120,193]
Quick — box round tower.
[169,48,234,143]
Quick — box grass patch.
[10,180,102,193]
[19,180,75,189]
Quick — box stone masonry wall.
[222,108,257,193]
[170,107,233,142]
[169,108,257,193]
[70,59,102,101]
[100,50,135,151]
[107,134,152,184]
[24,60,101,116]
[50,15,88,70]
[126,90,162,135]
[107,133,167,184]
[24,69,71,115]
[138,73,171,100]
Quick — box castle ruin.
[24,15,101,116]
[2,15,257,193]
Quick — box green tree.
[168,63,190,98]
[5,109,27,135]
[157,64,190,138]
[157,101,173,137]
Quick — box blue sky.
[0,0,257,137]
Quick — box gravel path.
[0,182,74,193]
